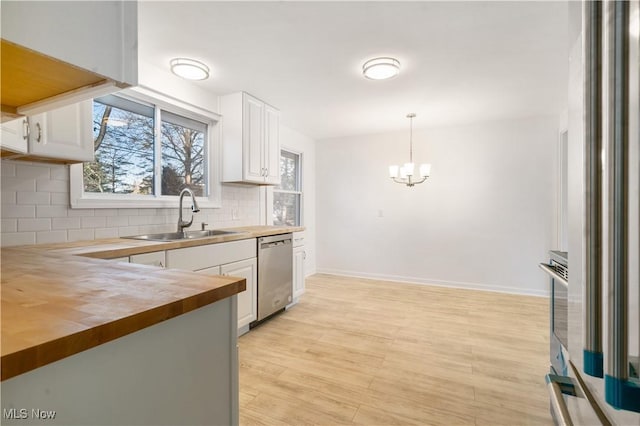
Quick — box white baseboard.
[314,268,550,298]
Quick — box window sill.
[70,194,221,210]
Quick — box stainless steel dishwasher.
[255,233,293,324]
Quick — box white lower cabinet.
[130,251,166,268]
[293,245,305,299]
[196,266,222,275]
[221,258,257,335]
[291,231,306,304]
[166,239,258,334]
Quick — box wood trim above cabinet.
[0,39,120,123]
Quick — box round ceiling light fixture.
[362,57,400,80]
[170,58,210,81]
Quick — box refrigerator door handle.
[539,263,568,287]
[546,375,575,426]
[604,0,640,413]
[583,0,604,379]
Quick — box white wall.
[316,116,558,296]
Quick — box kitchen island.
[1,225,301,425]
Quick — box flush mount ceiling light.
[170,58,210,81]
[362,57,400,80]
[389,113,431,187]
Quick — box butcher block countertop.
[1,225,303,381]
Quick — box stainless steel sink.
[125,229,245,242]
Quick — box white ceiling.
[139,1,568,140]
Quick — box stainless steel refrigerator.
[547,1,640,425]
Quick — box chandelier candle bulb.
[419,164,431,178]
[403,162,415,176]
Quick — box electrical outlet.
[232,208,239,220]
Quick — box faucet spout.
[177,188,200,233]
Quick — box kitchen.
[1,1,639,426]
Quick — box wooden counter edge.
[0,278,246,381]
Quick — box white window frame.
[268,147,303,226]
[70,86,222,209]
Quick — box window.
[273,149,302,226]
[70,88,220,208]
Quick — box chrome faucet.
[177,188,200,234]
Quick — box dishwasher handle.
[259,236,292,249]
[261,240,291,249]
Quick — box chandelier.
[388,113,431,187]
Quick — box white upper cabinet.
[27,101,94,163]
[0,118,28,155]
[221,92,281,185]
[1,1,137,121]
[264,104,281,184]
[0,100,94,163]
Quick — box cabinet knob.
[22,119,30,141]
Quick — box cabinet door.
[130,251,166,268]
[221,257,257,330]
[264,104,281,185]
[243,94,265,183]
[293,246,305,299]
[196,266,222,275]
[0,118,28,154]
[29,100,94,162]
[2,1,137,85]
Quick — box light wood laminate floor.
[239,274,552,425]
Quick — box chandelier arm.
[413,176,428,185]
[409,115,413,163]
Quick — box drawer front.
[130,251,166,268]
[292,231,305,248]
[166,239,256,271]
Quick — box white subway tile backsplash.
[18,218,51,232]
[3,177,36,192]
[117,226,140,237]
[17,191,50,205]
[128,215,154,226]
[50,165,69,181]
[2,219,17,233]
[51,192,70,206]
[52,217,81,230]
[1,232,36,247]
[68,229,95,242]
[81,216,106,229]
[2,191,16,204]
[106,216,129,228]
[36,178,68,193]
[94,228,120,239]
[17,164,50,180]
[67,208,94,217]
[1,163,16,177]
[2,204,36,218]
[2,160,261,247]
[36,230,68,244]
[37,205,68,218]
